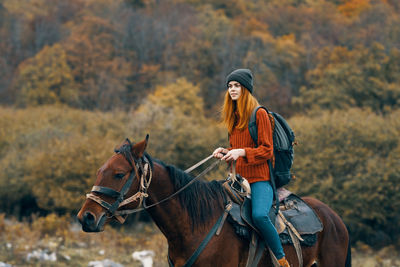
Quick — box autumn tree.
[119,1,200,104]
[0,0,83,104]
[337,0,371,17]
[130,78,226,169]
[0,78,227,214]
[63,14,133,110]
[2,0,400,113]
[244,31,306,116]
[294,43,400,113]
[0,106,129,215]
[14,44,78,106]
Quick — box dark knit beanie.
[226,68,253,93]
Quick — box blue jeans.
[250,181,285,259]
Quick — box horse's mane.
[115,140,226,228]
[153,158,226,228]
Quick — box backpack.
[248,106,295,188]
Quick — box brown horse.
[77,137,351,267]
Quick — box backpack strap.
[249,106,266,147]
[248,106,279,214]
[249,106,276,146]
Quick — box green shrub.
[0,106,129,215]
[289,108,400,247]
[0,88,225,215]
[31,213,70,237]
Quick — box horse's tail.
[345,225,352,267]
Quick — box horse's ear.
[132,134,149,158]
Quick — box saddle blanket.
[227,191,323,247]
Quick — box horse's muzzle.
[77,210,106,232]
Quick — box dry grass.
[0,214,168,267]
[352,243,400,267]
[0,213,399,267]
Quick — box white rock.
[26,249,57,262]
[88,259,124,267]
[0,262,13,267]
[61,254,71,261]
[132,250,155,267]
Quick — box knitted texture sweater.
[229,108,273,184]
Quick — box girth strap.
[168,202,231,267]
[287,227,303,267]
[277,210,303,267]
[245,233,258,267]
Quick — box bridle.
[85,142,220,224]
[86,143,152,224]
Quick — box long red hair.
[222,87,259,134]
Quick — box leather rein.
[86,148,219,223]
[86,147,232,267]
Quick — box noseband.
[86,144,152,224]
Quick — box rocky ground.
[0,214,398,267]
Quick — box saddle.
[222,180,323,267]
[228,193,322,245]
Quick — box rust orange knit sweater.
[229,108,273,184]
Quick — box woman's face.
[228,81,242,101]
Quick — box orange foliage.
[244,18,269,35]
[338,0,371,17]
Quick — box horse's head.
[77,136,149,232]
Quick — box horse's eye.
[115,173,125,179]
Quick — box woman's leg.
[250,181,285,260]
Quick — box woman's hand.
[220,149,246,162]
[213,147,229,159]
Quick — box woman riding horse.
[77,68,351,266]
[213,68,289,267]
[77,136,351,266]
